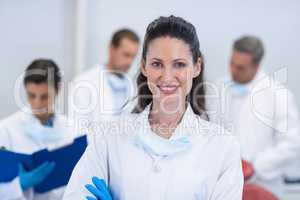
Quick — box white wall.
[85,0,300,108]
[0,0,75,118]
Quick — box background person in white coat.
[0,59,78,200]
[207,36,300,198]
[63,16,243,200]
[69,29,140,135]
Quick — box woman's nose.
[161,67,174,81]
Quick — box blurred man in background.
[207,36,300,199]
[69,29,140,134]
[0,59,78,199]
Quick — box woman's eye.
[174,62,186,68]
[151,62,162,68]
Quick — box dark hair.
[111,28,140,47]
[233,35,264,65]
[132,16,207,117]
[24,59,61,91]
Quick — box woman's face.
[141,37,201,108]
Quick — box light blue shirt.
[106,73,129,114]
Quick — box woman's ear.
[193,57,202,78]
[141,59,147,77]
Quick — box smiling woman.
[133,16,206,118]
[132,16,206,139]
[63,16,243,200]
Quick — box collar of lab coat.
[133,103,212,157]
[20,107,71,138]
[20,106,56,124]
[135,103,202,141]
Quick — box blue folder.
[0,135,87,193]
[0,150,32,182]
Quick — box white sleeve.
[63,133,109,200]
[0,177,29,200]
[210,138,244,200]
[0,125,33,200]
[253,90,300,180]
[0,123,11,149]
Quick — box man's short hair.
[233,35,264,64]
[111,29,140,47]
[24,59,61,91]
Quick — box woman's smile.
[157,84,179,95]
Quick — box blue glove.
[85,177,112,200]
[18,161,56,191]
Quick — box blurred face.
[230,50,259,83]
[25,82,56,118]
[110,38,139,72]
[141,37,201,107]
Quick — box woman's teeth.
[159,85,178,94]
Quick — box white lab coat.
[0,109,78,200]
[207,70,300,198]
[68,64,135,136]
[63,104,244,200]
